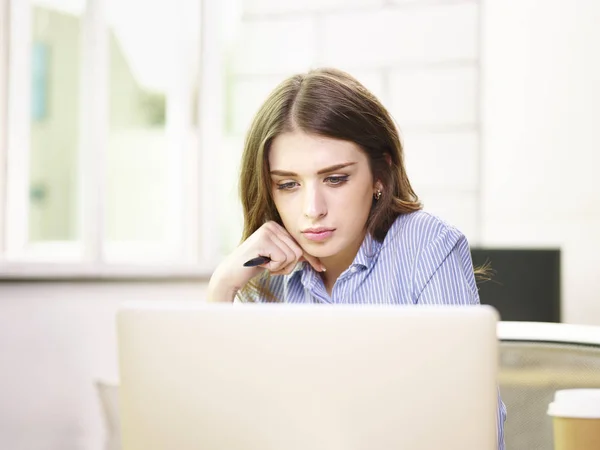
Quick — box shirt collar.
[352,231,383,270]
[287,231,384,286]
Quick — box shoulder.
[384,210,465,256]
[384,211,477,301]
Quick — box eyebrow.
[270,162,357,177]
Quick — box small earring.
[374,190,382,200]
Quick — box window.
[0,0,231,277]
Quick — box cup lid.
[548,389,600,419]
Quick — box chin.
[301,241,342,259]
[306,249,335,259]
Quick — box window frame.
[0,0,226,279]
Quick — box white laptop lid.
[117,302,499,450]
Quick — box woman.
[207,67,506,449]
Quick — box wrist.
[207,267,239,303]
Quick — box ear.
[383,152,392,166]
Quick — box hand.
[207,221,324,302]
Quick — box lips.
[301,227,335,242]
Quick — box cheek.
[334,184,373,214]
[273,195,297,223]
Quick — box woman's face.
[269,130,380,268]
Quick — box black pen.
[243,256,271,267]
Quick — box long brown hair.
[239,67,421,244]
[237,67,485,300]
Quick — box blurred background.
[0,0,599,449]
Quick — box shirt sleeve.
[496,388,507,450]
[414,225,507,450]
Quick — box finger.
[263,222,306,268]
[266,222,324,272]
[263,235,297,273]
[271,260,300,276]
[300,252,325,272]
[248,223,293,271]
[268,226,303,261]
[253,244,286,272]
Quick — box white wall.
[225,0,482,242]
[480,0,600,324]
[0,281,207,450]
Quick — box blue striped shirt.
[238,210,506,449]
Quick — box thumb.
[300,252,325,272]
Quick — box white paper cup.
[548,389,600,450]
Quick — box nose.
[303,184,327,219]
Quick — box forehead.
[269,131,367,172]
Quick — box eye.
[325,175,349,186]
[276,181,299,191]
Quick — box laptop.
[117,302,499,450]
